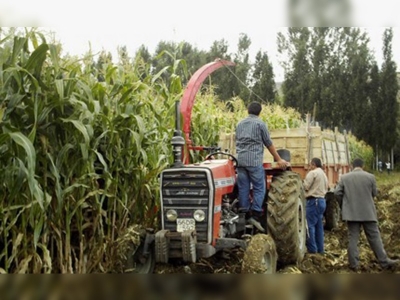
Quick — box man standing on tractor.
[303,157,328,254]
[235,102,288,232]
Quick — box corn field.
[0,28,185,273]
[0,28,372,273]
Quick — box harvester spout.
[171,101,185,167]
[180,59,235,164]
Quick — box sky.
[1,0,400,82]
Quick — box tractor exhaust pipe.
[171,101,185,167]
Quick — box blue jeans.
[306,198,326,253]
[237,166,265,212]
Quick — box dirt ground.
[154,177,400,274]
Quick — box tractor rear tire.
[324,192,340,230]
[267,171,306,265]
[242,234,277,274]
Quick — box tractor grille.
[160,168,213,243]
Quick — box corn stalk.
[0,28,180,273]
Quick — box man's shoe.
[247,217,265,232]
[381,259,399,270]
[349,265,360,272]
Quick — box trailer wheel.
[242,234,277,274]
[324,192,340,230]
[267,171,306,265]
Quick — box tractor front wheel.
[125,233,155,274]
[242,234,277,274]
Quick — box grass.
[375,170,399,186]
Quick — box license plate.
[176,218,195,232]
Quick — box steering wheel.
[205,151,238,167]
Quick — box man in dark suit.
[334,158,398,271]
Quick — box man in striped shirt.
[235,102,288,232]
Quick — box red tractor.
[129,60,306,273]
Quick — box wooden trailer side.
[262,127,314,180]
[321,128,351,188]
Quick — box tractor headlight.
[166,209,178,222]
[193,210,206,222]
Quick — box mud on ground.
[154,180,400,274]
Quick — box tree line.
[92,27,399,166]
[278,27,398,166]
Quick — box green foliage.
[279,28,373,131]
[251,50,277,104]
[348,134,374,171]
[189,90,225,161]
[278,27,312,115]
[188,95,304,162]
[205,39,235,100]
[278,27,398,164]
[379,28,399,153]
[191,96,304,138]
[0,28,179,273]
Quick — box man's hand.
[277,159,289,169]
